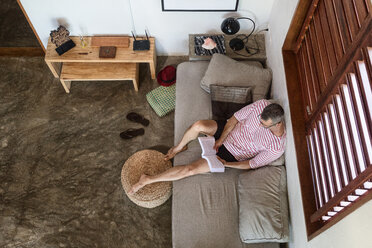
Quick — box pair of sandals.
[120,112,150,139]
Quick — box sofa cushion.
[201,54,272,101]
[173,139,202,166]
[172,169,241,248]
[238,166,289,243]
[210,84,253,121]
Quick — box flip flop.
[126,112,150,126]
[120,128,145,139]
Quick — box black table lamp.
[221,17,255,51]
[221,17,241,35]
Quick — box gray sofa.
[172,57,289,248]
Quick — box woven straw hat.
[121,149,172,208]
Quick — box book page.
[203,155,225,173]
[198,136,216,156]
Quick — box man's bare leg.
[128,158,210,195]
[164,120,217,160]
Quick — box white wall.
[265,1,372,248]
[20,0,133,46]
[20,0,274,55]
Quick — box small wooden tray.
[91,36,130,47]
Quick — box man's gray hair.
[261,103,284,124]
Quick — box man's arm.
[218,149,284,170]
[217,157,251,170]
[213,116,239,151]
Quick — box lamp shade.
[221,18,240,35]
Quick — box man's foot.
[164,145,188,160]
[128,174,149,195]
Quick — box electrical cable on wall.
[127,0,137,36]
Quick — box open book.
[198,136,225,173]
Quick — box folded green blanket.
[146,85,176,117]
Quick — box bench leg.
[149,60,156,79]
[60,79,71,93]
[45,61,62,78]
[132,63,139,92]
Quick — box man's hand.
[216,156,226,165]
[213,139,224,152]
[213,116,238,152]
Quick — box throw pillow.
[238,166,289,243]
[146,84,176,117]
[210,84,253,121]
[201,54,272,101]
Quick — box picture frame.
[161,0,239,12]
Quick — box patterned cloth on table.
[194,35,226,56]
[146,84,176,117]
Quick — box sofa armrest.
[175,61,211,145]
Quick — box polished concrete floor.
[0,56,188,248]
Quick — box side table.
[45,36,156,93]
[189,33,266,63]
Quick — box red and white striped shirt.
[223,99,286,169]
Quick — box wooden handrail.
[293,0,320,52]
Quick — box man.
[129,99,286,195]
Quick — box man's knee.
[182,164,199,177]
[186,161,209,176]
[191,120,205,132]
[191,120,215,133]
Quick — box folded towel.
[146,84,176,117]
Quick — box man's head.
[259,103,284,129]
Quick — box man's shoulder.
[235,99,270,121]
[249,99,270,112]
[254,99,271,106]
[268,133,286,151]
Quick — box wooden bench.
[60,62,139,93]
[44,36,156,94]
